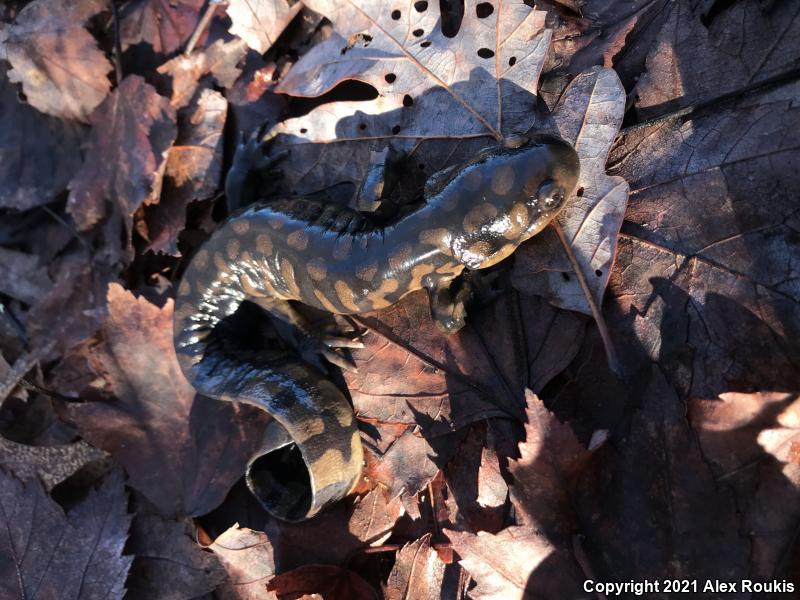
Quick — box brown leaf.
[67,75,177,231]
[270,1,550,195]
[512,66,629,315]
[446,525,587,599]
[0,436,108,491]
[4,0,112,122]
[64,283,268,518]
[383,534,447,600]
[126,515,227,600]
[157,38,249,109]
[690,392,800,579]
[0,66,86,210]
[208,524,278,600]
[120,0,206,57]
[145,88,227,255]
[634,1,800,118]
[267,564,377,600]
[226,0,302,54]
[508,391,591,536]
[608,81,800,396]
[0,469,131,599]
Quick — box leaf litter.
[0,0,798,597]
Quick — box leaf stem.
[552,221,623,377]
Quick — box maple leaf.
[226,0,302,54]
[67,75,177,232]
[0,469,131,599]
[3,0,112,122]
[208,524,278,600]
[63,283,268,518]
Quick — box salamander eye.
[536,179,565,211]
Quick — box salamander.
[173,132,580,521]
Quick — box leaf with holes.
[270,0,551,195]
[3,0,112,122]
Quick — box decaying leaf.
[3,0,112,122]
[208,524,278,600]
[145,88,227,255]
[508,390,591,536]
[157,38,249,109]
[64,283,268,518]
[634,0,800,118]
[0,436,107,491]
[67,75,177,231]
[270,0,551,194]
[0,66,86,210]
[0,469,131,599]
[0,246,49,305]
[690,392,800,579]
[512,66,629,315]
[120,0,206,57]
[446,525,587,599]
[383,534,448,600]
[226,0,302,54]
[126,515,227,600]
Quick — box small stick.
[552,221,622,377]
[185,0,225,55]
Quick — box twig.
[552,221,622,377]
[185,0,225,55]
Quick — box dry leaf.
[511,66,629,315]
[120,0,206,57]
[126,515,227,600]
[3,0,112,122]
[67,75,177,231]
[226,0,302,54]
[146,88,227,255]
[446,525,587,599]
[64,283,268,518]
[267,564,377,600]
[0,66,86,210]
[0,469,131,599]
[209,524,278,600]
[0,436,107,491]
[383,534,447,600]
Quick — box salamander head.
[449,133,580,270]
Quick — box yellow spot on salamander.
[367,278,399,310]
[491,164,515,195]
[177,279,192,296]
[409,263,434,290]
[505,202,529,240]
[463,203,498,234]
[334,280,360,312]
[287,229,309,251]
[226,239,240,260]
[307,258,327,281]
[388,243,413,271]
[332,236,353,261]
[356,261,378,281]
[231,219,250,234]
[193,249,209,269]
[280,258,301,297]
[256,233,273,255]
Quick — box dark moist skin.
[173,132,580,521]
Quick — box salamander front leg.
[225,125,288,210]
[426,276,470,334]
[356,145,406,218]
